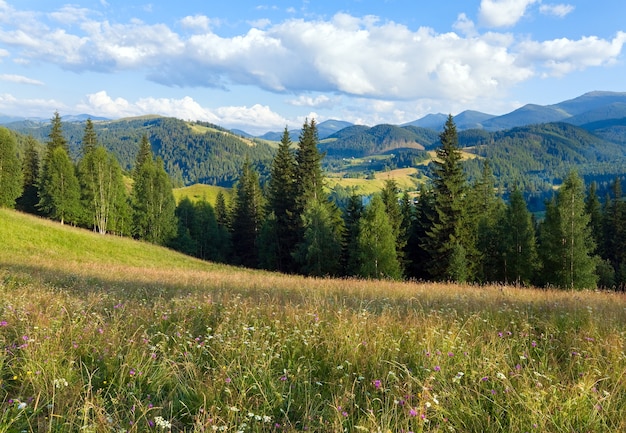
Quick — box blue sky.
[1,0,625,134]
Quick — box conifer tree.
[406,185,435,279]
[357,195,402,280]
[265,126,298,272]
[38,113,81,224]
[538,172,597,289]
[81,118,98,156]
[230,158,265,268]
[294,119,324,213]
[215,190,229,227]
[423,115,468,281]
[47,111,69,153]
[472,160,505,282]
[15,136,40,214]
[501,188,537,285]
[38,146,81,224]
[293,199,342,277]
[131,135,177,244]
[602,178,626,286]
[342,193,364,276]
[0,127,23,208]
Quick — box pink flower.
[373,379,382,389]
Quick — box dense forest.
[7,116,276,187]
[3,113,626,290]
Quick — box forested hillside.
[8,116,276,187]
[4,114,626,290]
[461,122,626,193]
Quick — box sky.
[1,0,625,135]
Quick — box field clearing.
[326,167,423,195]
[1,209,625,432]
[173,183,233,205]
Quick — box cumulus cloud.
[0,93,65,116]
[287,94,336,108]
[0,2,624,114]
[539,4,575,18]
[76,91,287,134]
[179,15,216,32]
[517,32,626,76]
[479,0,539,27]
[0,73,44,85]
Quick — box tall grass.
[1,208,625,432]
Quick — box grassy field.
[1,208,625,432]
[173,184,232,205]
[326,168,424,195]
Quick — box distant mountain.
[454,110,496,129]
[553,91,626,115]
[402,111,496,131]
[258,119,354,142]
[461,121,626,194]
[566,103,626,126]
[0,113,109,125]
[481,104,570,130]
[402,113,448,130]
[321,124,439,158]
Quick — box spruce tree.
[47,111,69,153]
[38,114,81,224]
[15,136,40,214]
[501,188,537,286]
[423,115,468,281]
[357,195,402,280]
[265,126,298,272]
[472,160,505,282]
[293,199,343,277]
[0,127,23,208]
[294,119,324,213]
[81,118,98,156]
[131,135,177,245]
[538,172,597,289]
[38,146,81,224]
[230,158,265,268]
[603,178,626,285]
[342,193,364,276]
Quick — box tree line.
[1,112,177,243]
[2,113,626,289]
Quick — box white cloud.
[49,6,92,25]
[1,3,624,118]
[287,94,335,108]
[0,74,44,85]
[180,15,215,32]
[0,93,65,116]
[0,48,8,58]
[76,91,287,134]
[517,32,626,76]
[453,13,477,37]
[539,4,575,18]
[479,0,539,27]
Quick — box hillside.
[461,122,626,192]
[1,208,626,431]
[7,116,276,187]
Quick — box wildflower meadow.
[1,209,625,432]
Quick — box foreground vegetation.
[1,208,625,432]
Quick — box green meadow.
[0,208,625,432]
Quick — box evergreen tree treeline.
[4,114,626,289]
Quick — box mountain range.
[2,91,626,202]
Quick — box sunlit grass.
[1,208,625,432]
[173,184,233,205]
